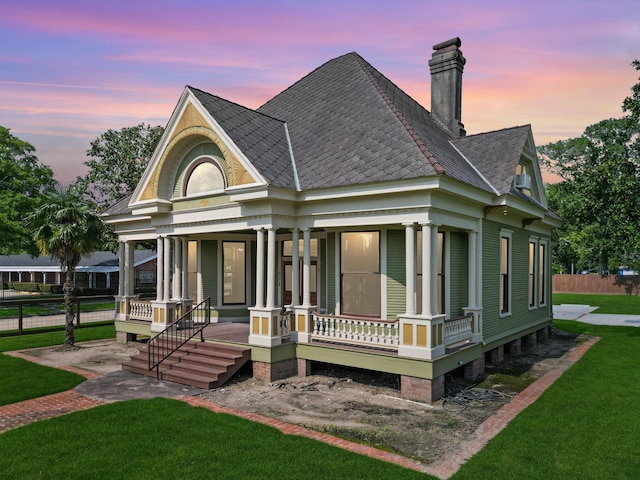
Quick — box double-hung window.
[341,232,380,317]
[500,230,512,316]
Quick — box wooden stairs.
[122,341,251,389]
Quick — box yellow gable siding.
[139,101,255,201]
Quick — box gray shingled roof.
[257,52,494,192]
[450,126,531,195]
[189,87,296,189]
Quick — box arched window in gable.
[183,158,226,197]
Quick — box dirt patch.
[199,329,582,464]
[14,340,144,375]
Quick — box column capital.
[402,222,415,228]
[420,221,440,228]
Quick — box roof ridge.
[188,85,286,124]
[461,124,531,140]
[353,55,446,175]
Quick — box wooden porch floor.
[202,322,250,344]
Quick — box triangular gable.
[450,125,546,207]
[129,87,269,212]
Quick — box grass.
[453,319,640,479]
[553,292,640,314]
[0,324,116,405]
[0,398,428,480]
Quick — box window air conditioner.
[514,174,531,190]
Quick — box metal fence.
[0,294,115,335]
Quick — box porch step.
[121,341,250,389]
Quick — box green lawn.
[553,292,640,314]
[0,325,116,405]
[0,398,428,480]
[453,320,640,479]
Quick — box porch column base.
[177,299,194,319]
[401,374,445,404]
[398,314,446,360]
[114,295,138,321]
[537,325,550,343]
[291,305,316,343]
[150,301,177,332]
[248,307,283,347]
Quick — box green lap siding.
[386,230,406,320]
[448,231,468,317]
[201,240,218,305]
[482,220,551,343]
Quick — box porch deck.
[200,322,475,359]
[202,322,251,344]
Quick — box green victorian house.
[103,38,560,403]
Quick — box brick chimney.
[429,37,466,137]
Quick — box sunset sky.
[1,0,639,184]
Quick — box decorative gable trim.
[130,88,267,212]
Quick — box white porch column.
[464,229,483,343]
[291,228,300,307]
[467,230,477,308]
[266,227,277,308]
[302,228,311,306]
[404,223,416,315]
[249,227,283,347]
[295,228,316,343]
[156,236,163,302]
[255,228,265,308]
[118,241,125,297]
[181,238,189,299]
[429,223,440,316]
[421,222,432,316]
[172,237,181,300]
[123,241,132,296]
[163,236,171,302]
[398,221,445,360]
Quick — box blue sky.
[1,0,638,183]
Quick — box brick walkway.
[0,336,599,478]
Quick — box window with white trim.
[529,240,537,308]
[183,158,225,197]
[500,230,512,316]
[222,241,245,305]
[341,232,380,317]
[539,240,548,306]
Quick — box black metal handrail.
[148,297,211,379]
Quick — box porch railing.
[148,297,211,379]
[129,300,153,321]
[311,313,399,348]
[444,313,474,346]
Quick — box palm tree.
[27,186,105,348]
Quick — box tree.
[73,123,164,208]
[0,126,56,255]
[540,60,640,275]
[27,186,105,348]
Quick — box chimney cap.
[432,37,461,52]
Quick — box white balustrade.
[129,300,153,321]
[444,314,473,346]
[311,313,399,348]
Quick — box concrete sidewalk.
[553,304,640,327]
